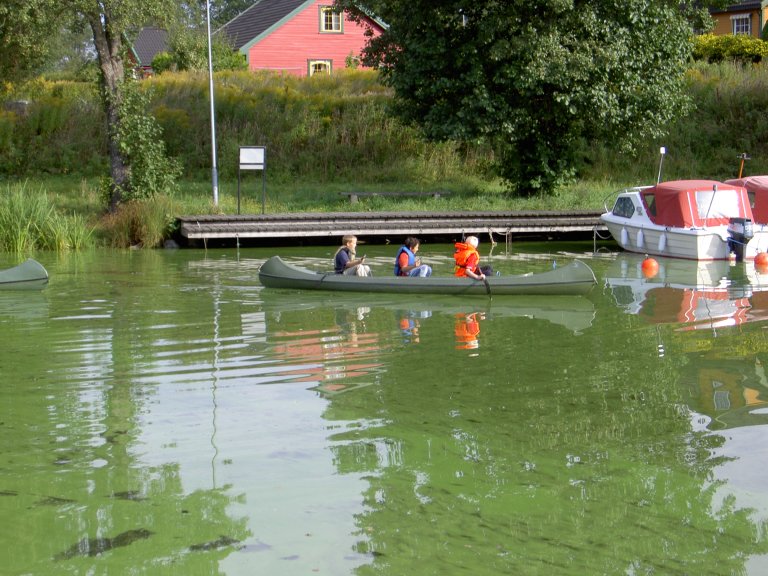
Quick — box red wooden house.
[218,0,385,76]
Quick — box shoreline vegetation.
[1,62,767,251]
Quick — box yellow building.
[710,1,768,38]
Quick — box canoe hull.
[0,259,48,290]
[258,256,596,296]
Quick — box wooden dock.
[178,210,606,245]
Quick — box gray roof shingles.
[132,27,169,66]
[218,0,311,50]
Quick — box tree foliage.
[112,81,181,202]
[152,28,246,73]
[340,0,696,195]
[0,0,63,83]
[2,1,183,211]
[175,0,255,29]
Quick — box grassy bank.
[1,61,768,249]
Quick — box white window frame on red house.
[319,6,343,33]
[308,59,332,76]
[731,13,751,35]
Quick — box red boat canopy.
[641,180,752,228]
[725,175,768,224]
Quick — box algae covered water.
[1,246,767,575]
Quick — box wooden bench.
[340,191,450,203]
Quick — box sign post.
[238,146,267,214]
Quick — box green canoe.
[0,259,49,290]
[258,256,596,296]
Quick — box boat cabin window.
[612,196,635,218]
[643,193,656,217]
[695,189,741,220]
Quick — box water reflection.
[398,310,430,345]
[599,252,768,572]
[605,253,768,329]
[454,312,483,350]
[0,289,48,322]
[4,249,768,575]
[683,356,768,430]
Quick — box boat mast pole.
[705,184,717,220]
[738,152,750,179]
[656,146,666,184]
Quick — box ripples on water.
[2,248,768,575]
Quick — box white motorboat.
[600,179,768,261]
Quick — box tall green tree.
[340,0,697,195]
[0,0,60,81]
[78,0,181,210]
[152,26,246,74]
[1,0,178,210]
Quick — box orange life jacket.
[454,313,481,349]
[454,242,479,277]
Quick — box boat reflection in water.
[260,290,595,393]
[263,299,385,392]
[604,253,768,330]
[604,253,768,431]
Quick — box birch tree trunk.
[87,10,129,212]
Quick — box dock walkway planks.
[178,210,606,242]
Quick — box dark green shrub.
[151,51,175,75]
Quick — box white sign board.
[239,146,266,170]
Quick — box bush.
[98,195,178,248]
[693,33,768,64]
[112,81,181,201]
[151,51,176,75]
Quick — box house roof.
[710,2,762,15]
[217,0,386,53]
[132,27,169,67]
[217,0,312,51]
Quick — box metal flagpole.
[206,0,219,206]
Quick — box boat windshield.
[695,189,742,220]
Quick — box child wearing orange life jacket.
[454,236,492,280]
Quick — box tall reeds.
[0,181,94,253]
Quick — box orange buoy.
[641,257,659,278]
[755,252,768,272]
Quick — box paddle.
[482,276,491,299]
